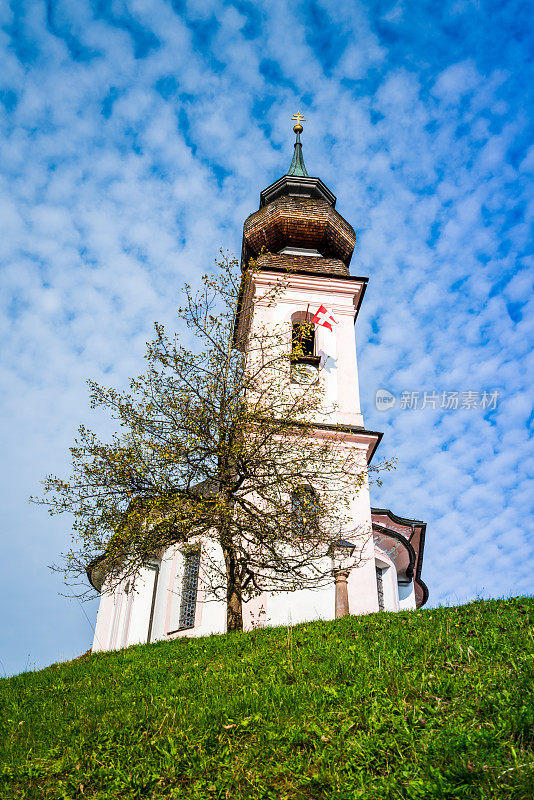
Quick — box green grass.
[1,597,533,799]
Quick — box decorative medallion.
[291,363,319,385]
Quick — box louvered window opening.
[178,551,200,630]
[376,566,385,611]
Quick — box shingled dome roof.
[241,128,356,273]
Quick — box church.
[89,115,428,652]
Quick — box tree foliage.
[35,255,393,631]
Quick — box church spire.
[287,111,309,177]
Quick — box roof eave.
[260,175,336,208]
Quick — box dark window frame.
[177,549,201,630]
[291,486,320,538]
[376,565,385,611]
[291,322,320,365]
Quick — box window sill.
[167,625,195,634]
[291,355,321,366]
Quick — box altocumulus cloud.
[0,0,532,674]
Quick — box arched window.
[291,320,315,361]
[178,549,201,630]
[290,312,320,384]
[291,486,319,538]
[375,565,385,611]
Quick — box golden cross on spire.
[291,111,306,134]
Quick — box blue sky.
[1,0,532,676]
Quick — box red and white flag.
[310,305,339,332]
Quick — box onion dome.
[242,114,356,276]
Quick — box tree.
[36,254,392,632]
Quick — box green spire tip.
[287,129,309,178]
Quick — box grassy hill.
[1,597,533,800]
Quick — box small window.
[376,566,385,611]
[178,550,200,629]
[291,322,315,361]
[290,320,320,383]
[291,487,319,538]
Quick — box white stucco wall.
[91,535,420,651]
[125,566,157,647]
[398,581,416,611]
[249,270,366,429]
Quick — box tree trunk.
[223,546,243,632]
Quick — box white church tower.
[89,116,428,652]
